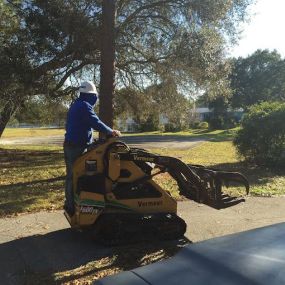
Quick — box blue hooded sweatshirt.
[64,93,113,146]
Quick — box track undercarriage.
[89,212,186,245]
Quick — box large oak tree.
[0,0,253,137]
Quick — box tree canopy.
[116,0,252,97]
[11,96,68,126]
[0,0,253,136]
[115,80,191,131]
[230,49,285,109]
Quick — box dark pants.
[64,144,86,211]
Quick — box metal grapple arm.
[118,147,250,209]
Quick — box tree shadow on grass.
[121,131,236,144]
[0,180,65,216]
[208,161,285,193]
[200,130,237,142]
[0,148,63,169]
[0,229,190,285]
[0,148,65,216]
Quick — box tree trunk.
[99,0,116,138]
[0,102,20,138]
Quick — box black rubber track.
[90,212,187,246]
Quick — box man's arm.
[84,104,113,134]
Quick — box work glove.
[112,130,121,137]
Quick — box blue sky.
[229,0,285,58]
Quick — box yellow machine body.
[66,138,177,229]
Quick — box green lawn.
[2,127,65,138]
[0,145,65,216]
[2,127,238,141]
[153,141,285,198]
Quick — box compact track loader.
[64,137,249,244]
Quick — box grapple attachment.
[185,164,249,209]
[117,146,249,210]
[161,160,248,209]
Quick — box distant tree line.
[8,95,69,127]
[200,49,285,129]
[114,80,192,132]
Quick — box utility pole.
[99,0,116,136]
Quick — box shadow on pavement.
[0,228,190,285]
[0,228,110,284]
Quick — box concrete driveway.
[0,197,284,284]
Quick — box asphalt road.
[0,134,205,150]
[0,197,284,284]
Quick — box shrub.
[234,102,285,167]
[198,121,209,129]
[158,124,165,132]
[207,114,237,130]
[139,114,160,131]
[164,120,189,132]
[164,122,180,132]
[190,121,200,129]
[207,115,224,129]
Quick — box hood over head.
[79,92,98,106]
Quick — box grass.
[153,141,285,198]
[0,145,65,217]
[2,127,238,141]
[2,128,65,138]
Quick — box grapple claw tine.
[215,172,250,195]
[182,163,250,209]
[187,164,250,196]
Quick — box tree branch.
[117,0,175,33]
[53,60,99,91]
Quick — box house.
[192,107,211,121]
[116,117,138,132]
[192,107,244,122]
